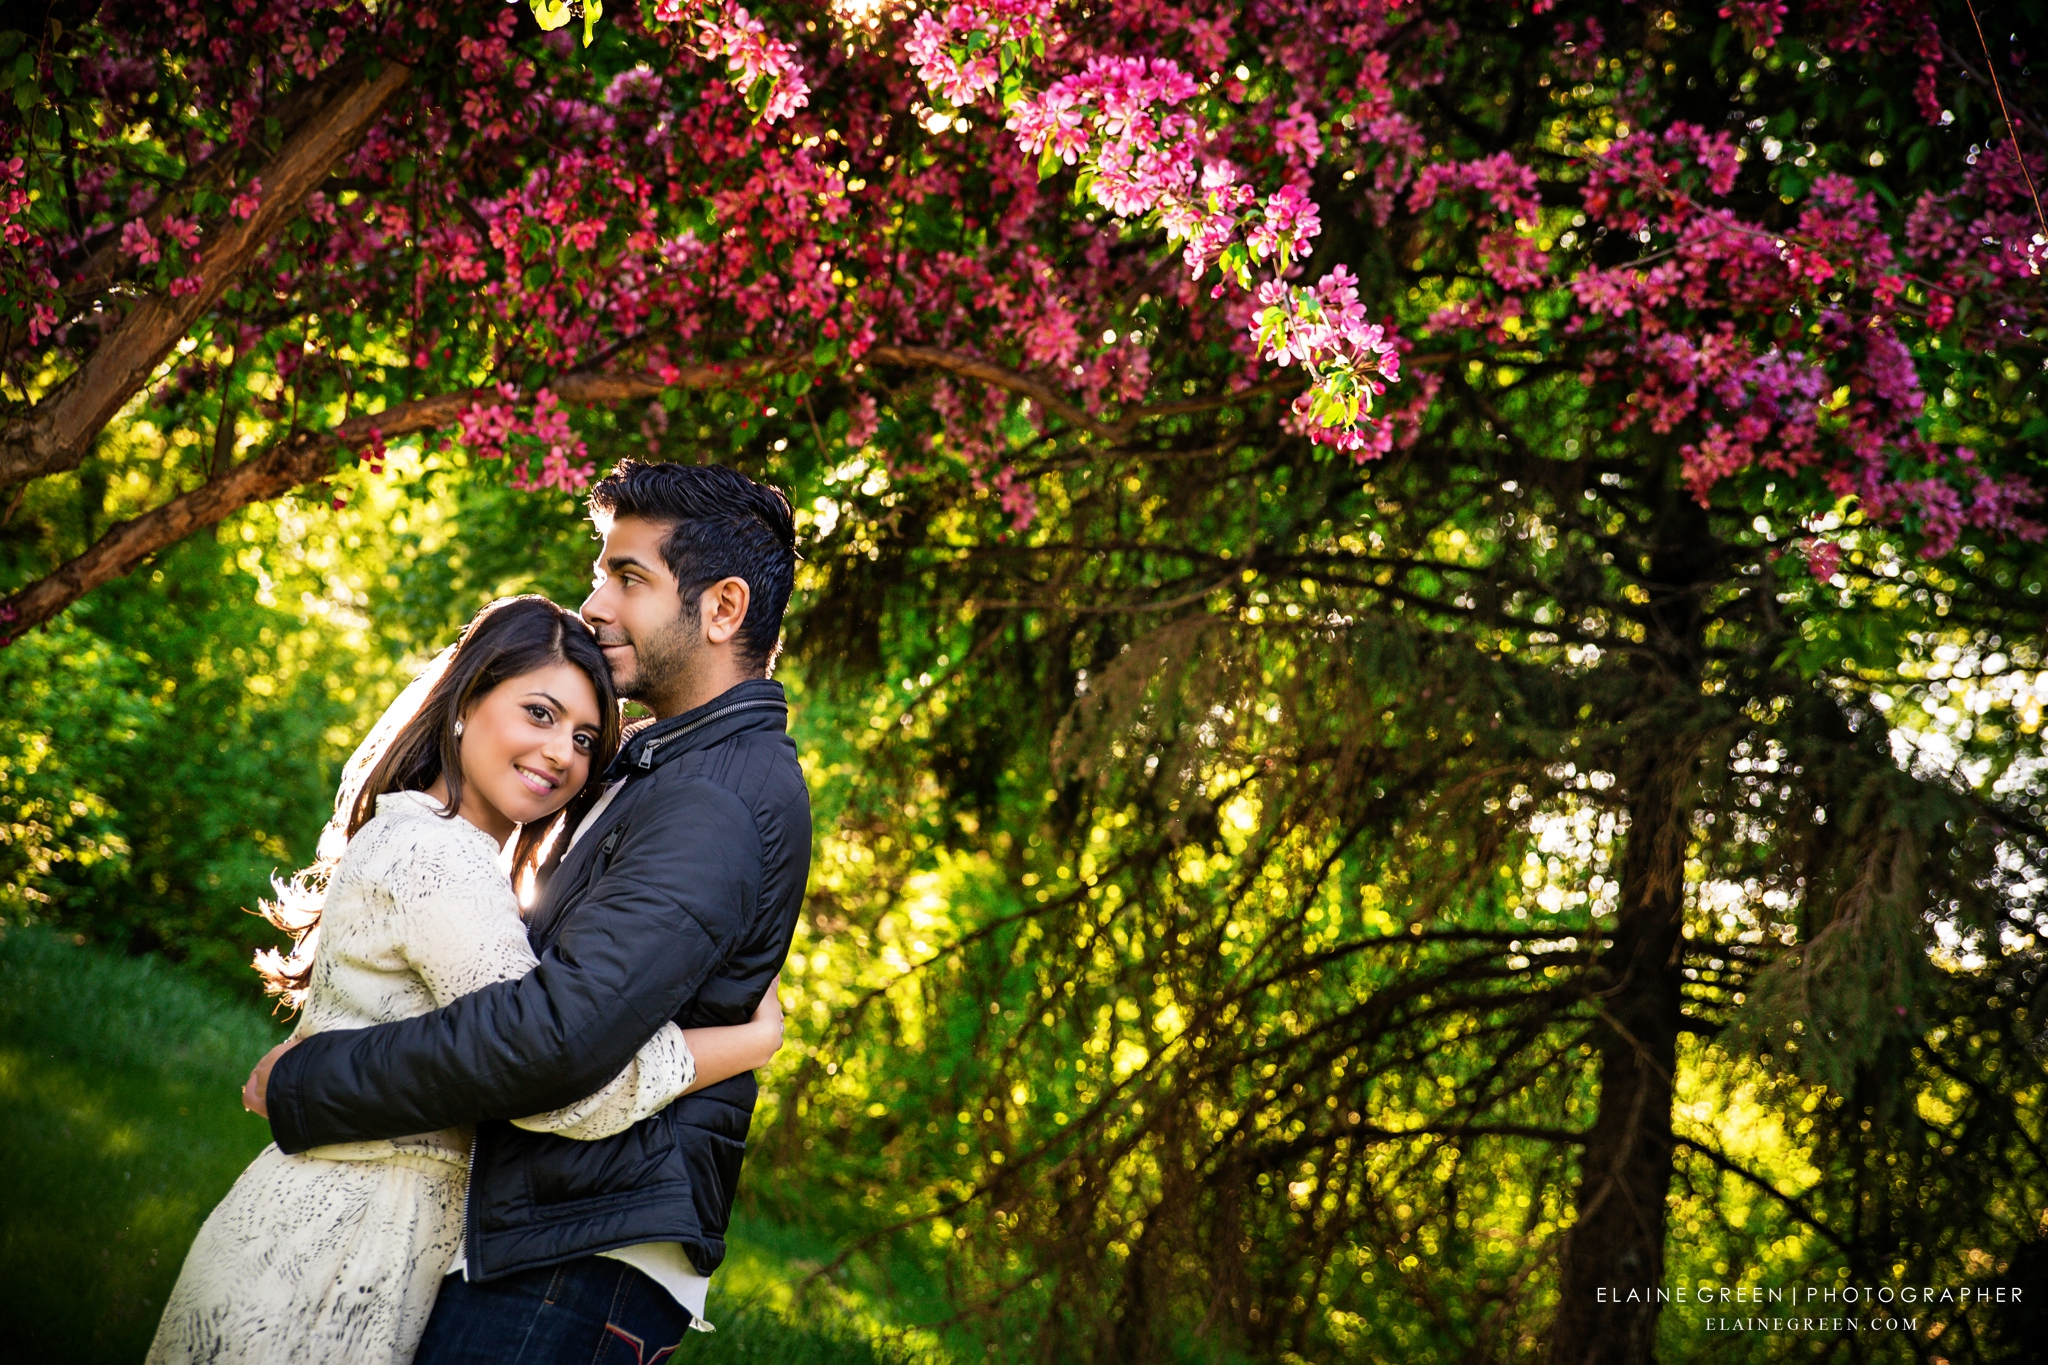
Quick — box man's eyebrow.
[603,553,654,573]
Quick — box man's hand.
[243,1037,301,1119]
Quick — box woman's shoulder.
[338,793,508,884]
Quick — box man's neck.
[652,663,760,720]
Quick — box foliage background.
[7,416,2047,1364]
[4,1,2048,1362]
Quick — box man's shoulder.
[661,726,806,816]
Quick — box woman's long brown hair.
[253,596,622,1007]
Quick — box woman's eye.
[526,705,552,724]
[574,734,594,753]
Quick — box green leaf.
[813,339,841,367]
[583,0,603,47]
[1038,143,1062,180]
[529,0,573,33]
[746,73,773,114]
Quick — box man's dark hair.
[586,460,797,672]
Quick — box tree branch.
[864,343,1121,441]
[0,360,756,640]
[1671,1135,1847,1254]
[0,61,414,491]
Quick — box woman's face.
[454,661,604,840]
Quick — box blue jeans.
[414,1256,693,1365]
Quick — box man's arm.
[265,776,763,1153]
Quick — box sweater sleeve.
[267,774,762,1152]
[510,1021,696,1140]
[395,820,701,1143]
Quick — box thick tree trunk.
[1550,472,1714,1365]
[1548,747,1695,1365]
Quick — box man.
[248,460,811,1361]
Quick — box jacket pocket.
[523,1115,679,1208]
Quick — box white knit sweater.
[147,791,696,1365]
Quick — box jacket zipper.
[633,697,785,770]
[461,1130,479,1280]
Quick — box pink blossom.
[1720,1,1788,50]
[120,219,160,264]
[1804,539,1842,580]
[844,392,880,448]
[1272,102,1325,170]
[681,1,811,123]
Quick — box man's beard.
[607,610,701,709]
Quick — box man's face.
[580,515,701,711]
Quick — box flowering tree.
[3,0,2046,1359]
[8,0,2032,639]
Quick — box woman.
[147,596,780,1365]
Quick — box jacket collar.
[607,678,788,780]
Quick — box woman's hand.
[678,975,787,1092]
[749,973,785,1069]
[242,1037,301,1119]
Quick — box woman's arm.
[513,977,784,1140]
[680,976,783,1092]
[386,822,779,1142]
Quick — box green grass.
[0,926,940,1365]
[0,924,286,1362]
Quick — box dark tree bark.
[1548,747,1695,1365]
[1549,484,1714,1365]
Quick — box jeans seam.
[506,1269,563,1365]
[594,1264,639,1365]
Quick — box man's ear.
[698,576,752,647]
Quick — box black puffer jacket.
[267,679,811,1280]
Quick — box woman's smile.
[513,763,560,797]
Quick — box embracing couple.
[147,461,812,1365]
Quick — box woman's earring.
[453,720,464,737]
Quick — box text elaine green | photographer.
[1595,1283,2022,1305]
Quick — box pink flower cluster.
[1260,266,1401,453]
[120,219,161,264]
[1008,57,1202,216]
[658,0,811,123]
[457,385,594,493]
[1719,1,1788,51]
[1554,130,2044,557]
[910,8,1398,454]
[906,0,1056,107]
